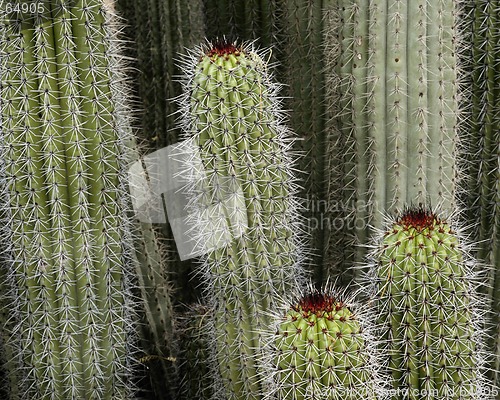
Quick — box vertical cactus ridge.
[116,0,205,150]
[177,39,307,400]
[131,216,177,400]
[370,206,491,399]
[0,1,138,398]
[264,285,385,400]
[324,0,460,281]
[202,0,279,50]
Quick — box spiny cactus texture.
[176,39,306,400]
[115,0,205,308]
[0,1,137,398]
[371,207,492,399]
[202,0,280,51]
[324,0,460,282]
[460,0,500,384]
[177,304,214,400]
[266,287,384,400]
[130,213,177,398]
[279,0,327,284]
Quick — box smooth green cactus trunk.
[324,0,460,282]
[0,1,137,398]
[268,289,382,400]
[177,40,305,400]
[372,208,490,399]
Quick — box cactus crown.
[263,285,385,400]
[291,290,346,316]
[396,206,441,232]
[205,39,242,58]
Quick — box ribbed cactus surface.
[0,1,136,398]
[324,0,460,281]
[177,39,305,400]
[460,0,500,385]
[372,207,490,399]
[270,288,382,400]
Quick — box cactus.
[279,0,328,284]
[266,286,384,400]
[115,0,206,309]
[202,0,280,51]
[176,39,306,400]
[370,206,491,399]
[0,1,138,398]
[323,0,460,282]
[459,0,500,385]
[177,304,214,400]
[129,210,177,399]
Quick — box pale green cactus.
[0,1,138,398]
[324,0,460,282]
[371,207,491,399]
[176,39,306,400]
[266,287,384,400]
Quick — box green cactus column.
[324,0,460,282]
[279,0,328,284]
[177,40,306,400]
[460,0,500,385]
[0,1,137,398]
[372,207,490,399]
[268,288,382,400]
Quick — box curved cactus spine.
[177,39,306,400]
[370,207,492,399]
[324,0,460,281]
[265,286,385,400]
[0,1,137,398]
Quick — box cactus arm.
[269,289,383,400]
[179,41,304,400]
[373,209,488,399]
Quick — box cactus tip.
[205,38,242,57]
[397,204,441,231]
[292,289,344,315]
